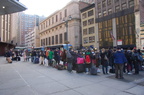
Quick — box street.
[0,57,144,95]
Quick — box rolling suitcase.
[17,57,21,61]
[90,65,97,75]
[109,69,115,73]
[76,64,85,73]
[34,58,39,64]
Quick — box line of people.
[30,47,143,79]
[5,47,144,79]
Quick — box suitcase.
[76,64,85,73]
[90,65,97,75]
[34,58,39,64]
[7,57,12,63]
[17,57,21,61]
[109,69,115,73]
[57,64,64,70]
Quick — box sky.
[20,0,72,17]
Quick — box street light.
[63,15,72,51]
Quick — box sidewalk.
[0,57,144,95]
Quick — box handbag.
[104,55,108,60]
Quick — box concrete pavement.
[0,57,144,95]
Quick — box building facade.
[39,1,90,49]
[81,4,99,49]
[95,0,136,49]
[137,0,144,49]
[0,0,26,56]
[18,13,38,47]
[25,26,40,48]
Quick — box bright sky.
[20,0,72,17]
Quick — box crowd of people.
[5,47,144,79]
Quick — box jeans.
[102,65,108,74]
[33,56,36,63]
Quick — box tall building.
[39,1,90,49]
[80,4,99,49]
[18,13,37,46]
[18,13,45,47]
[136,0,144,49]
[95,0,137,49]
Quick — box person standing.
[132,49,140,74]
[114,47,127,79]
[61,49,67,69]
[100,48,109,74]
[48,49,54,66]
[54,49,61,66]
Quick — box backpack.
[137,54,143,62]
[66,51,72,58]
[85,55,91,64]
[132,53,139,61]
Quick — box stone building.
[39,1,90,49]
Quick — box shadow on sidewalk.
[107,71,144,83]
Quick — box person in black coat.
[54,49,61,65]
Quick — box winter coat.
[49,51,54,60]
[114,51,127,64]
[100,52,108,66]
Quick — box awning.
[0,0,27,15]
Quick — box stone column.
[135,11,141,49]
[112,18,117,47]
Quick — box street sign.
[117,40,122,45]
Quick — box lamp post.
[63,15,72,51]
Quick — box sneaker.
[128,72,132,75]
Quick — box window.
[102,0,106,7]
[129,0,134,7]
[55,35,58,44]
[49,37,51,45]
[60,12,62,20]
[98,13,102,18]
[41,39,42,46]
[49,19,51,25]
[89,36,95,43]
[56,15,58,22]
[108,9,112,14]
[65,9,67,17]
[98,3,101,9]
[108,0,111,5]
[103,11,107,16]
[83,29,87,35]
[82,13,87,19]
[83,37,88,44]
[59,34,63,43]
[46,38,48,45]
[52,36,54,45]
[52,17,54,24]
[83,21,87,26]
[88,18,94,25]
[88,10,94,17]
[64,32,67,41]
[122,3,127,10]
[115,5,120,12]
[89,27,94,34]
